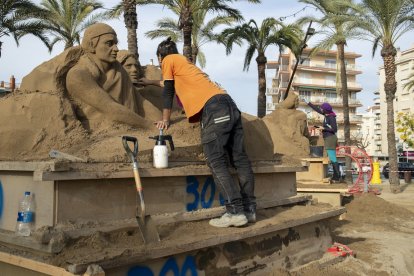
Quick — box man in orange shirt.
[139,38,255,228]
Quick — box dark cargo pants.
[201,94,256,214]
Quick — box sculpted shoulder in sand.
[65,23,153,129]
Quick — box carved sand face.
[123,56,139,83]
[94,33,119,64]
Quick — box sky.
[1,0,413,116]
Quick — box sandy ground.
[287,181,414,276]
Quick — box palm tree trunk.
[381,45,400,193]
[123,0,143,78]
[256,53,267,118]
[192,45,198,65]
[337,42,352,183]
[123,0,138,58]
[180,5,193,62]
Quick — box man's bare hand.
[154,120,170,130]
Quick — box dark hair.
[156,37,178,60]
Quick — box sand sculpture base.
[0,160,344,275]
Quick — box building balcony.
[374,97,380,105]
[293,78,362,91]
[266,87,287,96]
[336,114,363,124]
[374,129,381,134]
[293,61,362,74]
[298,95,362,107]
[279,65,289,72]
[308,114,362,124]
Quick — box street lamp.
[282,21,315,101]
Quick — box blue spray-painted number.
[186,176,199,211]
[127,256,197,276]
[159,257,179,276]
[186,176,224,211]
[200,177,215,208]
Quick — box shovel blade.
[136,215,160,244]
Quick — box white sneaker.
[209,213,248,228]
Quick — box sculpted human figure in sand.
[64,23,156,129]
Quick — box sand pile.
[342,193,414,229]
[0,90,87,161]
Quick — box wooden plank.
[56,195,312,240]
[152,195,312,225]
[0,251,75,276]
[35,164,307,181]
[0,231,60,254]
[68,206,346,274]
[0,161,69,172]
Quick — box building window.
[299,90,311,100]
[325,92,337,99]
[325,59,336,69]
[325,75,336,86]
[299,73,312,84]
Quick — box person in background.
[139,37,256,228]
[303,99,340,182]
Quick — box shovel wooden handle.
[132,162,146,219]
[133,164,143,192]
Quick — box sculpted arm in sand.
[66,66,151,128]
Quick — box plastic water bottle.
[15,192,34,236]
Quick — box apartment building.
[266,48,363,143]
[378,45,414,161]
[358,98,388,162]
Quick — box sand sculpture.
[116,49,174,112]
[0,23,309,162]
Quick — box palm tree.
[142,0,263,62]
[358,0,414,192]
[39,0,108,50]
[220,18,301,117]
[298,0,365,183]
[145,8,236,68]
[110,0,259,63]
[0,0,51,58]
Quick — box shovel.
[122,136,160,244]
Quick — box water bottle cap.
[24,191,30,196]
